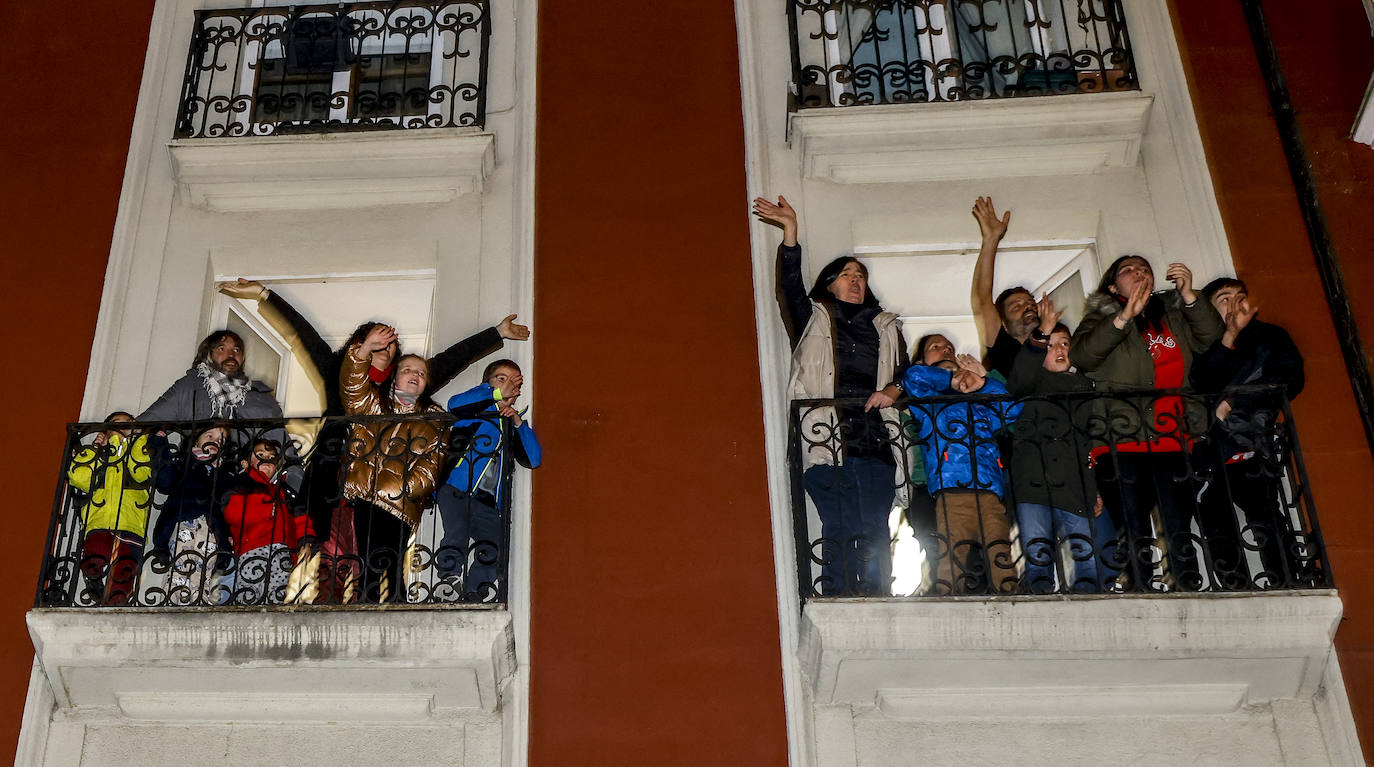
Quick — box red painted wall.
[1171,0,1374,753]
[0,1,156,758]
[530,1,790,764]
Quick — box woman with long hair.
[1070,255,1223,590]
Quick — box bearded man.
[140,331,283,421]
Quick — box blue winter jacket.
[902,365,1022,498]
[443,383,542,506]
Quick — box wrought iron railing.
[789,385,1330,600]
[787,0,1139,109]
[174,1,490,138]
[36,412,515,607]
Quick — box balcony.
[785,0,1150,183]
[28,413,518,726]
[787,384,1344,753]
[789,385,1328,599]
[169,1,495,210]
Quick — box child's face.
[96,414,135,446]
[488,365,523,401]
[1043,331,1072,373]
[394,356,428,397]
[193,427,227,460]
[247,443,280,476]
[921,335,955,366]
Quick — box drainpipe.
[1240,0,1374,455]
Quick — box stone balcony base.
[801,592,1343,711]
[28,607,514,724]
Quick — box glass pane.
[226,310,281,394]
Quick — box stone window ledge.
[789,91,1154,184]
[168,129,495,212]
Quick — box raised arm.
[427,325,507,392]
[971,196,1011,347]
[341,329,393,415]
[754,195,811,347]
[1165,263,1225,352]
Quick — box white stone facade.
[732,1,1366,764]
[18,0,538,763]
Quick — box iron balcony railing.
[174,1,490,138]
[36,412,515,608]
[789,384,1330,600]
[787,0,1139,109]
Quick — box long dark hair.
[1097,254,1166,331]
[807,256,881,308]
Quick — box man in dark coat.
[1190,277,1308,589]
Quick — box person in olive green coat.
[1069,255,1224,591]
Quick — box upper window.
[175,1,490,138]
[788,0,1139,109]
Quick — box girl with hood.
[1070,255,1223,590]
[754,195,910,597]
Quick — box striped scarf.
[195,362,251,417]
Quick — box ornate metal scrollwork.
[789,385,1331,600]
[175,1,490,138]
[787,0,1139,109]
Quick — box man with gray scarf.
[140,330,301,490]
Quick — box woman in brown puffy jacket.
[341,325,448,602]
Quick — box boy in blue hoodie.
[904,336,1022,595]
[437,359,542,600]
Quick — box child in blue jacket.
[437,359,542,600]
[904,336,1022,595]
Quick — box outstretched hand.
[498,314,531,341]
[217,278,266,301]
[1036,293,1063,335]
[752,195,798,247]
[972,196,1010,242]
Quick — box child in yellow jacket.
[66,412,153,605]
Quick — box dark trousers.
[80,530,144,606]
[1095,452,1202,590]
[1198,455,1300,588]
[436,484,504,601]
[803,456,895,597]
[351,502,412,603]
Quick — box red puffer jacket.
[220,468,312,554]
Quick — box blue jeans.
[803,457,895,596]
[1015,502,1114,593]
[436,484,504,600]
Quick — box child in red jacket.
[220,439,311,604]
